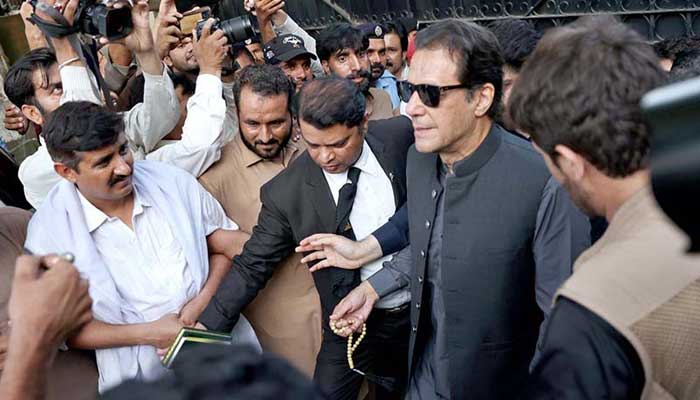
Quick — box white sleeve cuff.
[60,65,94,84]
[195,74,223,94]
[142,66,167,84]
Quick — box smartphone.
[179,7,212,35]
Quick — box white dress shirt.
[77,185,237,321]
[19,73,225,209]
[322,141,411,309]
[24,160,260,392]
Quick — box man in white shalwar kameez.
[24,101,259,393]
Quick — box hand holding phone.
[179,7,211,35]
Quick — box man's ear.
[163,55,173,68]
[322,60,331,75]
[554,144,586,182]
[53,162,79,184]
[472,83,495,118]
[20,104,43,126]
[360,112,370,134]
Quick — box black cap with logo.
[263,34,318,65]
[357,23,385,39]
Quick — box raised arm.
[118,0,179,152]
[145,23,230,177]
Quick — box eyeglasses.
[397,81,470,107]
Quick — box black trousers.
[313,304,410,400]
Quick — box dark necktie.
[335,167,361,240]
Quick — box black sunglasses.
[397,81,470,107]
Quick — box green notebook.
[161,328,232,368]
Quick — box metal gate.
[219,0,700,40]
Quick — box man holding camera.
[8,0,243,207]
[6,0,179,208]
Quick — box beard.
[292,77,308,92]
[240,127,292,159]
[564,179,598,217]
[346,69,371,93]
[369,62,385,82]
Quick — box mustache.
[109,174,130,187]
[347,69,370,80]
[255,139,280,146]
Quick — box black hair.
[116,71,195,112]
[233,64,295,114]
[508,16,665,178]
[653,36,700,62]
[316,23,368,62]
[488,19,542,71]
[298,77,365,130]
[398,17,417,34]
[415,19,504,119]
[169,71,196,97]
[668,50,700,83]
[232,45,256,64]
[43,101,124,171]
[102,345,326,400]
[4,48,57,110]
[385,21,409,52]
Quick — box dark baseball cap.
[357,23,385,39]
[263,34,318,65]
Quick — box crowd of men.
[0,0,699,398]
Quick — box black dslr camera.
[194,14,255,47]
[30,0,132,41]
[174,0,256,47]
[75,0,132,40]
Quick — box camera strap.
[84,40,118,110]
[29,2,82,38]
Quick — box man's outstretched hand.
[295,234,383,272]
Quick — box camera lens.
[218,14,255,43]
[103,6,131,39]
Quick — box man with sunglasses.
[297,20,590,399]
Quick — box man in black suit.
[198,77,414,400]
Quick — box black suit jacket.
[200,116,415,331]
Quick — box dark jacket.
[199,116,415,330]
[406,124,556,399]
